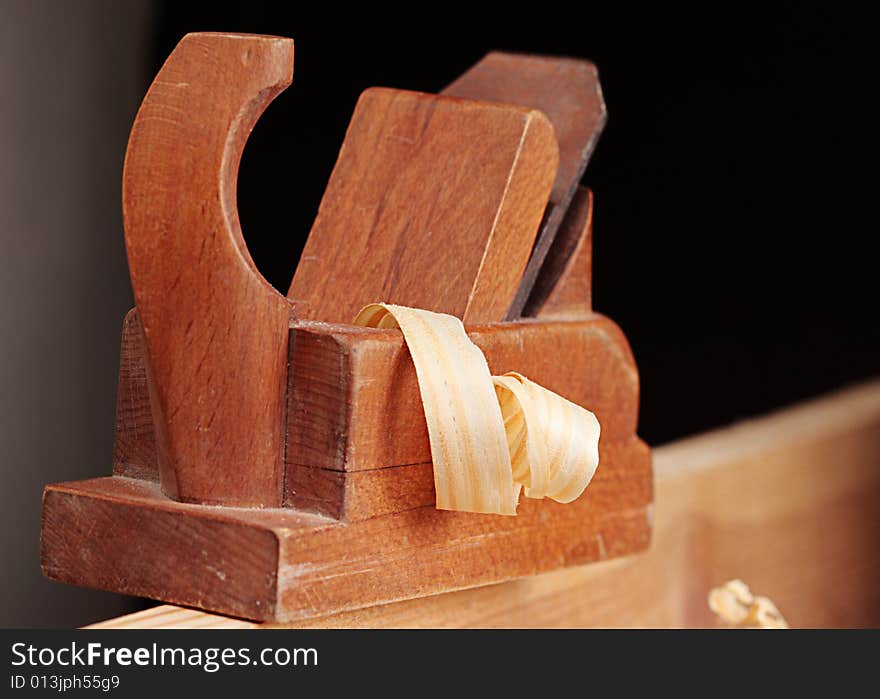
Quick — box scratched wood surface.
[122,33,295,507]
[443,52,606,318]
[43,436,650,622]
[287,87,558,324]
[284,315,641,519]
[88,380,880,629]
[44,32,654,622]
[110,313,643,521]
[43,311,651,622]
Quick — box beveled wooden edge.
[86,379,880,628]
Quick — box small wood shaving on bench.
[354,303,601,515]
[708,579,789,629]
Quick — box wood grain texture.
[42,478,287,621]
[443,52,606,319]
[49,315,650,620]
[46,39,650,625]
[112,309,157,481]
[87,381,880,629]
[287,87,558,323]
[528,187,593,319]
[43,436,650,623]
[122,33,295,506]
[285,316,641,518]
[287,442,642,522]
[109,314,644,520]
[88,605,257,630]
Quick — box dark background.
[153,2,877,442]
[1,1,874,626]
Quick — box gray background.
[1,0,152,627]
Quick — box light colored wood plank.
[87,604,256,630]
[89,380,880,629]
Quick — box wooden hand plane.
[40,32,652,623]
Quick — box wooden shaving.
[708,579,789,629]
[354,303,600,515]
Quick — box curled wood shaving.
[708,579,789,629]
[354,303,600,515]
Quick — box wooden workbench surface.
[89,380,880,629]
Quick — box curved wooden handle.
[123,33,294,506]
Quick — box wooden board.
[87,380,880,628]
[443,52,606,319]
[287,88,558,324]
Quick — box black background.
[150,3,875,444]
